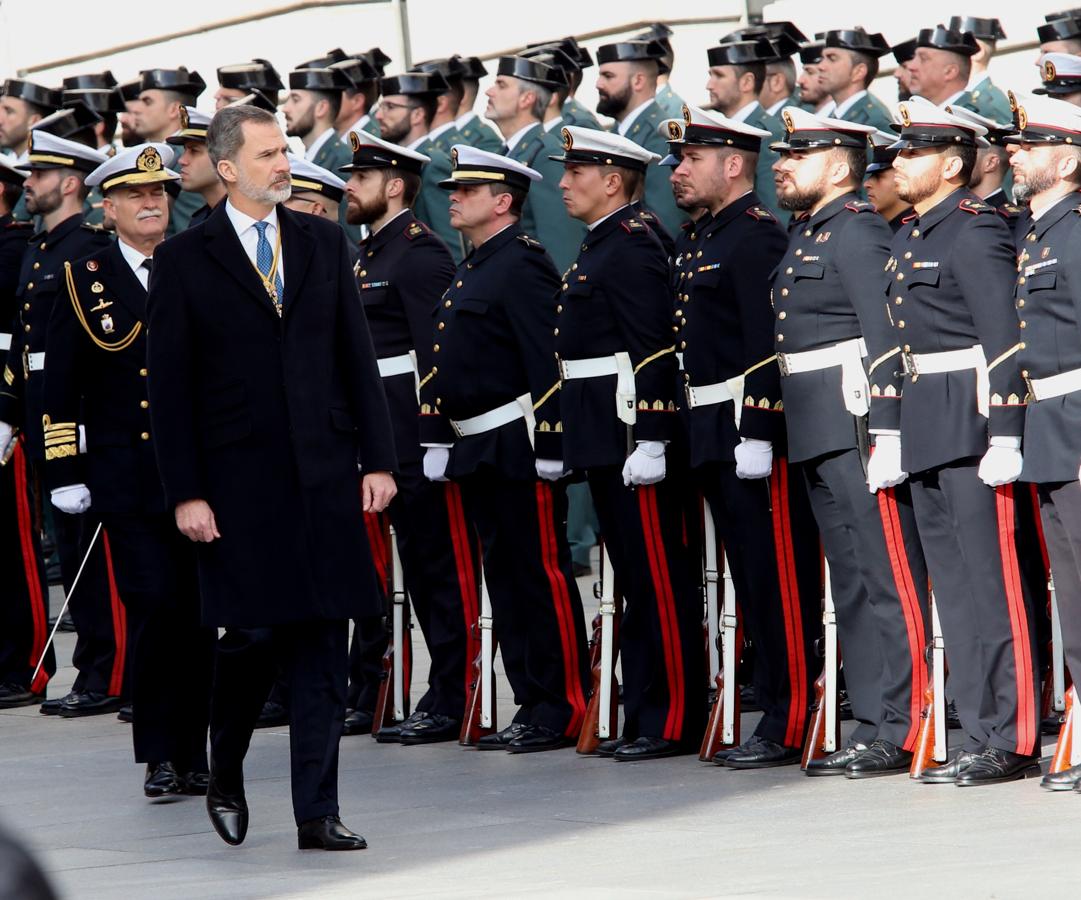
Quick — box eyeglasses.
[377,100,418,113]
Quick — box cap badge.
[561,127,573,151]
[899,104,911,128]
[681,104,691,127]
[1008,90,1018,113]
[782,109,795,133]
[1045,60,1057,83]
[349,130,362,153]
[136,147,162,173]
[667,120,683,140]
[1017,106,1028,130]
[179,106,189,129]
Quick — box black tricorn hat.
[411,57,467,84]
[379,71,450,98]
[217,59,284,92]
[1038,16,1081,43]
[707,39,776,67]
[596,39,670,75]
[892,38,918,65]
[947,16,1006,41]
[496,56,567,89]
[457,56,488,80]
[288,67,351,92]
[822,28,892,57]
[916,25,979,57]
[329,56,380,89]
[32,101,102,144]
[297,48,349,69]
[1,79,61,110]
[138,67,206,99]
[363,47,393,76]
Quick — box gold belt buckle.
[22,344,29,380]
[901,350,918,378]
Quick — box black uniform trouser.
[0,440,54,690]
[909,461,1040,756]
[458,472,589,734]
[210,620,347,825]
[586,465,705,744]
[799,448,929,749]
[100,512,214,769]
[49,491,126,696]
[348,470,478,717]
[1036,480,1081,695]
[698,457,820,747]
[1015,483,1053,677]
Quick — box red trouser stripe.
[362,511,390,589]
[995,485,1036,755]
[877,487,927,750]
[13,441,49,692]
[534,482,586,735]
[770,460,808,747]
[638,485,685,741]
[101,530,127,698]
[444,483,479,691]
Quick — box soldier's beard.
[346,192,388,225]
[777,176,826,212]
[237,167,291,205]
[1012,164,1058,204]
[895,167,940,205]
[285,106,316,140]
[25,183,62,216]
[596,83,631,119]
[380,117,411,145]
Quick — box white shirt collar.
[428,120,456,142]
[371,207,412,235]
[117,238,154,287]
[730,101,761,123]
[455,110,477,129]
[543,117,561,132]
[340,115,370,144]
[225,198,278,236]
[504,122,538,153]
[833,90,868,119]
[617,98,654,136]
[967,71,989,91]
[766,96,790,117]
[305,127,337,161]
[588,203,631,231]
[405,134,427,151]
[818,99,837,117]
[939,89,967,108]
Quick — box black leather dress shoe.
[507,724,573,753]
[117,704,133,723]
[1041,762,1081,791]
[805,743,868,777]
[374,711,426,744]
[711,736,763,766]
[956,748,1041,786]
[476,722,529,750]
[182,771,210,796]
[613,736,681,761]
[297,815,367,851]
[255,700,289,729]
[918,750,980,784]
[400,713,460,745]
[596,737,626,757]
[0,683,43,708]
[206,776,248,846]
[39,692,73,716]
[144,762,184,799]
[342,708,374,736]
[57,691,124,718]
[723,738,801,770]
[845,740,912,779]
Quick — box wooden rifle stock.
[373,526,412,736]
[577,545,621,753]
[801,562,838,769]
[700,539,739,761]
[1050,686,1079,774]
[910,593,947,778]
[460,565,497,745]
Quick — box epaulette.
[999,203,1024,216]
[746,206,776,222]
[517,233,545,252]
[80,222,111,233]
[638,210,657,223]
[680,220,694,232]
[845,200,875,214]
[958,198,992,215]
[404,221,430,240]
[621,217,647,233]
[4,219,32,230]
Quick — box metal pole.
[393,0,413,70]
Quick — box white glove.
[0,420,13,453]
[622,440,666,486]
[536,458,565,481]
[422,446,451,482]
[734,438,773,479]
[978,436,1023,487]
[867,434,907,493]
[51,483,91,515]
[78,424,87,454]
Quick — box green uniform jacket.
[413,137,465,262]
[310,131,363,245]
[743,102,785,222]
[168,189,205,235]
[456,112,503,152]
[655,83,686,119]
[561,97,601,130]
[623,99,686,235]
[427,124,467,157]
[507,123,585,273]
[966,77,1012,123]
[837,91,894,132]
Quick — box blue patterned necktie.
[254,220,283,309]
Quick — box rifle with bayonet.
[372,525,412,735]
[577,544,621,753]
[460,564,497,745]
[909,592,947,778]
[700,499,740,760]
[801,561,839,769]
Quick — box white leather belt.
[1028,367,1081,402]
[377,352,416,378]
[27,352,45,372]
[559,356,618,379]
[676,351,684,369]
[778,338,869,417]
[0,332,10,351]
[451,394,533,439]
[902,344,988,418]
[685,381,735,408]
[559,353,637,426]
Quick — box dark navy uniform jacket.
[0,214,111,462]
[554,204,679,469]
[357,210,454,466]
[41,241,164,514]
[0,215,32,376]
[681,191,786,467]
[421,223,563,481]
[871,189,1025,474]
[1015,194,1081,483]
[771,193,897,464]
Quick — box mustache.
[136,209,163,220]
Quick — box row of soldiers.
[2,12,1081,801]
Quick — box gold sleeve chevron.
[42,415,78,460]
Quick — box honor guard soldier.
[42,143,215,798]
[948,17,1011,121]
[892,39,919,102]
[0,130,128,718]
[0,156,54,708]
[332,54,383,142]
[422,145,589,751]
[167,107,223,228]
[131,67,207,233]
[1000,95,1081,792]
[1037,12,1081,57]
[335,128,480,743]
[723,22,807,116]
[213,59,283,110]
[485,55,585,272]
[636,23,685,118]
[1036,53,1081,107]
[551,127,705,759]
[867,99,1040,785]
[671,107,821,769]
[60,71,125,153]
[454,56,502,152]
[907,25,980,110]
[771,108,931,777]
[864,131,913,231]
[705,39,784,217]
[409,58,469,155]
[948,106,1019,213]
[797,41,835,115]
[375,71,462,260]
[530,37,601,130]
[0,79,62,222]
[595,39,686,234]
[815,28,894,131]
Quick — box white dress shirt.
[833,90,868,120]
[340,115,371,144]
[503,122,537,154]
[117,239,155,291]
[225,199,285,288]
[730,101,761,123]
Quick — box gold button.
[140,400,149,409]
[24,324,30,332]
[778,311,786,319]
[445,299,452,307]
[436,398,441,405]
[140,432,150,441]
[781,288,789,297]
[895,298,903,305]
[433,343,440,352]
[904,252,912,259]
[466,263,473,269]
[1017,299,1025,308]
[32,261,40,270]
[359,270,366,277]
[777,334,784,342]
[680,340,687,349]
[38,242,45,250]
[903,344,911,352]
[1022,369,1029,378]
[785,267,793,275]
[432,366,438,374]
[1027,233,1036,242]
[556,305,563,313]
[553,328,559,335]
[672,325,679,332]
[911,229,920,237]
[795,249,802,256]
[140,368,148,376]
[696,250,703,258]
[456,280,463,288]
[687,271,694,279]
[572,263,578,270]
[367,250,373,257]
[679,272,685,280]
[437,322,445,330]
[804,230,811,237]
[1018,276,1026,284]
[684,253,691,260]
[23,303,29,310]
[1019,342,1026,350]
[675,309,684,318]
[1020,321,1027,329]
[562,283,569,291]
[689,233,696,240]
[27,282,33,289]
[682,293,689,302]
[898,320,905,328]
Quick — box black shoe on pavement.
[182,771,210,796]
[612,736,681,762]
[57,691,124,718]
[255,700,289,729]
[918,750,981,784]
[0,683,44,708]
[596,737,626,757]
[297,815,366,851]
[722,738,801,769]
[342,708,374,736]
[206,774,248,846]
[844,740,912,779]
[144,762,184,799]
[39,692,75,716]
[711,736,764,766]
[805,743,868,777]
[955,748,1041,786]
[374,711,425,743]
[117,703,133,723]
[1041,762,1081,792]
[506,724,573,753]
[476,722,529,750]
[400,713,460,745]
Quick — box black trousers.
[1036,480,1081,694]
[101,512,214,769]
[210,620,348,825]
[458,473,589,734]
[0,440,54,690]
[1015,482,1053,676]
[587,466,705,744]
[348,469,478,717]
[799,449,929,749]
[699,457,820,747]
[909,462,1040,756]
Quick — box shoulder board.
[80,222,110,233]
[845,200,875,214]
[746,206,776,222]
[680,220,694,232]
[637,210,657,224]
[5,219,32,230]
[958,198,992,215]
[997,204,1023,218]
[404,221,430,240]
[516,233,545,252]
[621,217,647,233]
